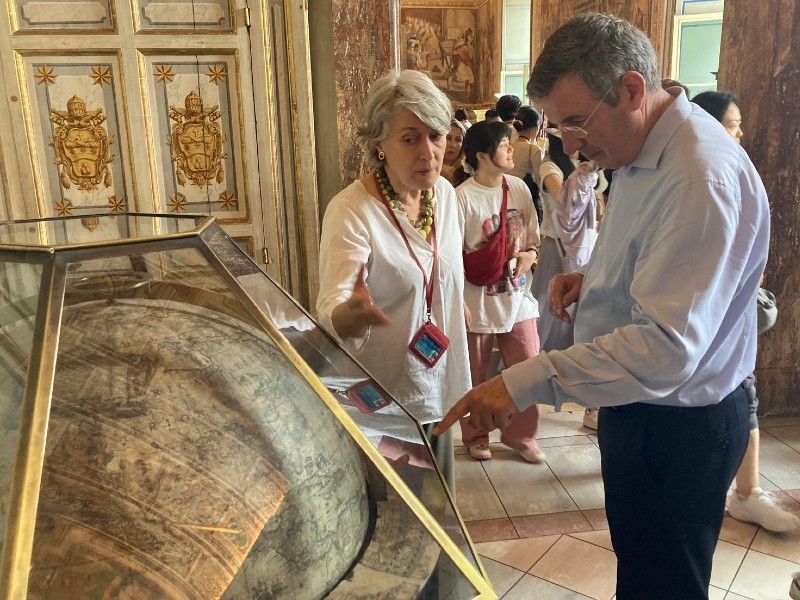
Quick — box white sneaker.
[790,571,800,600]
[583,408,599,431]
[468,443,492,461]
[516,447,546,464]
[727,488,800,532]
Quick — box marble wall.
[718,1,800,416]
[532,0,671,74]
[331,0,394,189]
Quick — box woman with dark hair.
[441,119,468,187]
[454,107,472,129]
[455,120,544,463]
[692,90,743,143]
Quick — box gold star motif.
[218,191,236,210]
[35,65,57,85]
[154,65,174,84]
[90,66,111,86]
[55,200,73,215]
[168,194,187,213]
[207,65,227,85]
[107,195,126,212]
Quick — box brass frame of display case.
[0,213,497,600]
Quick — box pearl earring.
[378,150,385,161]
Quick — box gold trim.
[14,51,47,219]
[261,2,288,288]
[0,257,64,600]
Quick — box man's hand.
[548,272,583,324]
[433,375,519,435]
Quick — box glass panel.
[0,260,42,553]
[0,214,207,249]
[28,250,479,598]
[218,236,481,572]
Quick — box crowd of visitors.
[316,11,796,599]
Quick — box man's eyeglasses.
[544,88,612,139]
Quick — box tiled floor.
[454,404,800,599]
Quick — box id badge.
[409,321,449,368]
[347,379,393,413]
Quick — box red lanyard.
[375,183,438,322]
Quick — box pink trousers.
[460,318,541,452]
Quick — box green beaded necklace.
[375,167,434,237]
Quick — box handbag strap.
[499,176,509,237]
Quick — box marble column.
[717,2,800,416]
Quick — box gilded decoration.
[167,90,227,188]
[219,190,236,209]
[90,66,112,86]
[107,195,126,212]
[207,64,227,84]
[55,199,73,215]
[154,64,175,83]
[35,65,57,85]
[168,193,188,212]
[49,95,114,191]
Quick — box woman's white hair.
[358,70,453,170]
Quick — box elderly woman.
[316,70,470,488]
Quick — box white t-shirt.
[508,136,545,181]
[316,177,471,424]
[456,175,540,334]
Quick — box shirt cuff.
[502,355,556,410]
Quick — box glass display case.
[0,214,495,599]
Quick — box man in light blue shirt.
[435,13,770,600]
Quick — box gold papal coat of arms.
[167,90,226,187]
[50,96,114,191]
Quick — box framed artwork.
[400,7,477,104]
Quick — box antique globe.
[0,214,494,599]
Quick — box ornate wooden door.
[0,0,318,293]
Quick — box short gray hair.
[358,70,453,169]
[527,13,660,106]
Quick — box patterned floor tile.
[483,449,577,517]
[569,529,614,552]
[544,443,605,511]
[750,514,800,563]
[528,535,617,600]
[480,556,526,598]
[475,535,560,572]
[711,540,747,590]
[728,549,800,600]
[503,573,594,599]
[759,430,800,489]
[512,511,593,538]
[582,508,609,530]
[454,452,506,521]
[465,517,518,543]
